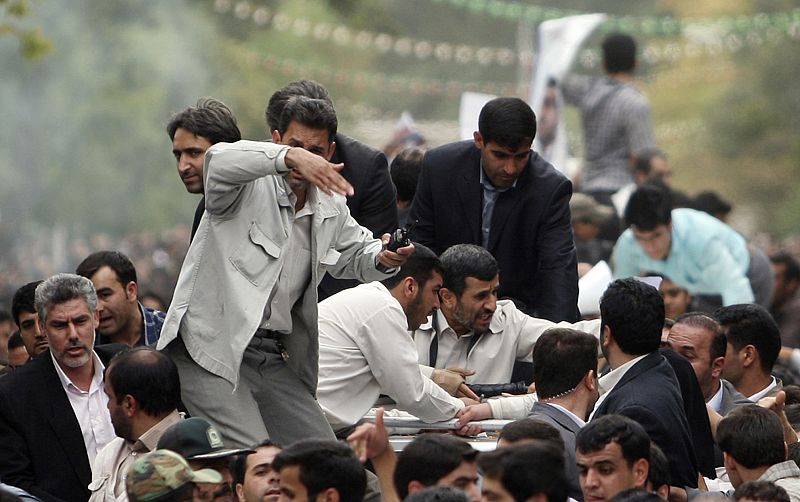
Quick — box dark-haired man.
[718,406,800,502]
[266,80,398,300]
[409,97,578,322]
[592,278,698,488]
[88,347,183,502]
[770,252,800,348]
[562,33,654,199]
[159,95,410,448]
[11,280,46,358]
[394,434,480,502]
[575,415,651,502]
[717,304,784,401]
[478,442,568,502]
[233,440,282,502]
[612,184,772,308]
[273,440,367,502]
[77,250,165,347]
[166,97,242,238]
[317,245,470,433]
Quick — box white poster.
[458,91,496,141]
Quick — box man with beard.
[0,273,121,501]
[77,250,165,347]
[316,245,475,435]
[89,346,183,502]
[11,280,48,358]
[413,244,599,390]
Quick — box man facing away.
[408,96,578,322]
[157,95,411,448]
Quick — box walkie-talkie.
[386,220,418,252]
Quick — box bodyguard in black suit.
[408,97,578,322]
[0,274,125,502]
[593,278,699,489]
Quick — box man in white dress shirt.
[317,244,473,433]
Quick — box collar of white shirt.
[51,349,105,393]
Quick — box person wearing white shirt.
[317,245,472,433]
[414,244,600,387]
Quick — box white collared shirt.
[548,402,586,428]
[51,351,115,463]
[591,354,648,418]
[748,376,778,403]
[707,382,724,413]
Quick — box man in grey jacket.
[159,97,412,447]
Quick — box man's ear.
[632,458,649,489]
[123,394,137,417]
[439,288,456,309]
[403,277,418,300]
[407,481,427,496]
[326,142,336,162]
[125,281,138,302]
[271,130,282,144]
[741,345,757,368]
[315,487,340,502]
[584,369,597,392]
[602,325,613,347]
[473,131,484,150]
[710,356,725,380]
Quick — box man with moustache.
[0,274,121,502]
[11,280,48,358]
[233,441,282,502]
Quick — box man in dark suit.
[0,274,123,502]
[529,327,600,502]
[408,97,578,322]
[265,80,399,300]
[593,278,699,489]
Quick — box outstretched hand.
[347,408,390,463]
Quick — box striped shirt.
[562,75,654,192]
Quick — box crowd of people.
[1,31,800,502]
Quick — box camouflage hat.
[126,449,223,502]
[157,417,254,460]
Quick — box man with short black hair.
[11,280,46,358]
[272,439,366,502]
[718,406,800,502]
[77,250,165,347]
[409,97,579,322]
[478,442,568,502]
[89,346,183,502]
[770,252,800,349]
[167,97,242,239]
[592,278,698,488]
[611,148,672,218]
[233,440,282,502]
[612,183,772,308]
[735,481,791,502]
[497,418,565,449]
[390,147,425,228]
[575,415,651,502]
[394,434,479,502]
[717,304,783,401]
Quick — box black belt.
[254,328,282,340]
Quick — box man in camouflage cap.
[127,449,222,502]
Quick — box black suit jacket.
[593,352,699,488]
[408,140,578,321]
[529,402,584,501]
[318,133,398,300]
[0,345,124,502]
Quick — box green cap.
[126,449,223,502]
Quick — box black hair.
[272,440,365,502]
[478,443,567,502]
[647,443,670,494]
[7,331,24,351]
[734,480,790,502]
[478,97,536,149]
[76,250,138,286]
[390,147,425,203]
[674,312,726,361]
[692,191,732,217]
[106,347,181,417]
[266,80,333,133]
[233,439,281,487]
[600,278,664,356]
[576,415,651,466]
[788,441,800,470]
[11,280,42,327]
[717,405,785,469]
[381,243,442,290]
[770,252,800,284]
[533,328,598,400]
[624,183,672,230]
[277,96,337,144]
[440,244,499,297]
[608,489,662,502]
[498,418,565,451]
[714,304,781,374]
[405,486,470,502]
[394,434,477,500]
[166,97,241,144]
[602,33,637,74]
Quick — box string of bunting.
[215,0,800,70]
